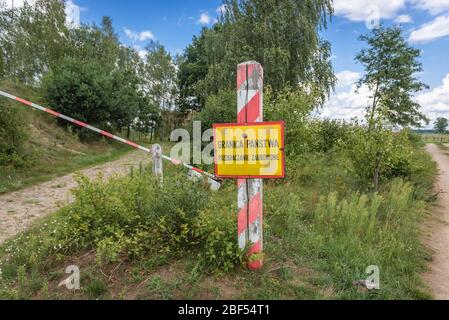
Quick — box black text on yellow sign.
[213,122,285,179]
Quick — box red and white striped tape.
[237,62,264,270]
[0,90,219,183]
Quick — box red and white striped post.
[237,61,264,270]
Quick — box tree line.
[0,0,176,140]
[1,0,339,138]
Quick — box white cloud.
[321,71,373,121]
[197,12,212,25]
[124,27,155,42]
[416,73,449,124]
[334,0,406,21]
[411,0,449,15]
[395,14,413,23]
[323,71,449,127]
[409,14,449,43]
[336,70,361,87]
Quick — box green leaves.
[340,123,416,190]
[44,170,242,272]
[356,26,429,127]
[434,117,448,134]
[0,99,28,168]
[0,0,69,84]
[177,0,336,112]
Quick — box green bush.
[42,56,146,141]
[265,87,317,156]
[42,57,114,140]
[340,124,416,189]
[0,170,243,277]
[0,100,28,168]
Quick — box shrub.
[340,124,415,189]
[42,57,117,140]
[42,56,146,140]
[6,170,244,273]
[0,100,28,168]
[265,87,317,156]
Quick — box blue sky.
[74,0,223,56]
[6,0,449,127]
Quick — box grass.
[0,140,437,300]
[0,143,131,194]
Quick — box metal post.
[237,61,264,270]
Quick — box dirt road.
[0,151,150,244]
[424,144,449,300]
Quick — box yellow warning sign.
[213,122,285,178]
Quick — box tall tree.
[0,0,69,83]
[177,0,335,112]
[144,42,177,111]
[434,117,449,134]
[355,26,429,127]
[42,17,149,139]
[176,33,209,112]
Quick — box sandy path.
[0,151,150,244]
[424,144,449,300]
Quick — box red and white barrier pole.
[0,90,220,186]
[237,61,264,270]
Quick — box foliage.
[355,26,428,127]
[0,0,69,84]
[143,42,177,111]
[265,87,351,156]
[0,131,436,299]
[340,123,416,189]
[434,117,448,134]
[177,0,336,112]
[192,90,236,130]
[176,34,209,112]
[42,44,147,139]
[1,4,173,140]
[140,42,178,138]
[42,57,115,139]
[0,99,28,168]
[0,170,244,286]
[307,179,428,299]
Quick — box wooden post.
[152,144,163,184]
[237,61,264,270]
